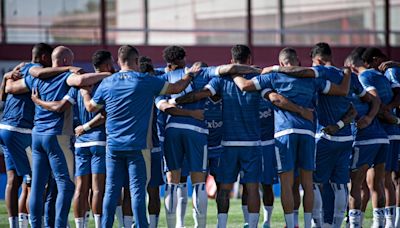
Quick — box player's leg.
[185,131,208,228]
[367,164,386,227]
[29,134,51,228]
[127,150,149,228]
[102,151,126,227]
[242,184,249,226]
[147,149,164,228]
[216,146,241,228]
[91,146,106,228]
[73,147,91,228]
[18,178,29,228]
[46,135,75,227]
[360,180,370,226]
[115,194,124,228]
[163,128,185,228]
[384,141,397,228]
[275,134,296,228]
[293,174,301,228]
[44,175,57,228]
[298,134,316,228]
[261,144,277,228]
[395,162,400,227]
[322,183,335,226]
[177,174,188,228]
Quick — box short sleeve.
[254,73,274,92]
[24,75,35,91]
[351,73,366,97]
[359,72,376,91]
[205,77,222,96]
[315,77,330,94]
[155,95,169,110]
[63,87,78,105]
[200,66,220,80]
[385,68,400,89]
[91,80,106,109]
[312,65,327,79]
[149,76,169,95]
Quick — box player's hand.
[300,107,314,122]
[379,61,399,72]
[356,115,372,129]
[80,86,92,96]
[75,125,85,137]
[261,66,274,74]
[69,66,85,75]
[31,88,40,103]
[186,65,202,77]
[13,62,27,71]
[4,70,22,81]
[190,109,204,121]
[322,124,340,135]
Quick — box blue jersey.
[25,72,74,135]
[313,65,355,139]
[359,69,400,137]
[385,67,400,117]
[206,74,261,146]
[259,98,274,142]
[91,70,168,151]
[158,67,219,134]
[67,86,106,144]
[204,97,223,149]
[253,72,329,137]
[1,62,40,129]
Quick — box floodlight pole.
[384,0,391,58]
[0,0,6,44]
[100,0,107,48]
[144,0,149,45]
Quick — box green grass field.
[0,198,375,227]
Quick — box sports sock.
[217,213,228,228]
[263,206,273,226]
[395,207,400,227]
[304,212,312,228]
[385,206,395,228]
[84,211,90,228]
[176,183,187,228]
[94,214,101,228]
[165,183,178,228]
[242,205,249,224]
[349,209,361,228]
[360,212,365,227]
[74,217,84,228]
[18,213,29,228]
[284,213,294,228]
[312,184,323,227]
[248,213,260,228]
[293,210,299,227]
[123,216,133,228]
[372,208,385,228]
[115,205,124,228]
[332,183,348,228]
[149,214,159,228]
[192,183,208,228]
[8,216,18,228]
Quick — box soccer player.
[232,47,352,228]
[30,50,115,228]
[358,47,400,227]
[172,45,314,228]
[6,46,110,227]
[0,43,54,228]
[156,45,263,228]
[344,47,390,228]
[81,45,202,227]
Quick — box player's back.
[1,62,39,129]
[204,97,223,148]
[314,65,352,136]
[209,74,260,144]
[30,72,73,135]
[259,98,274,141]
[97,70,161,150]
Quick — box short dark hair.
[92,50,112,69]
[163,46,186,64]
[118,45,139,63]
[138,56,154,73]
[361,47,386,64]
[310,42,332,60]
[231,45,251,63]
[192,61,208,68]
[279,47,298,65]
[32,43,53,57]
[344,47,366,67]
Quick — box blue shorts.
[164,128,207,173]
[148,149,165,187]
[386,139,400,172]
[74,145,106,176]
[314,138,352,184]
[208,146,222,178]
[351,142,389,170]
[261,143,278,185]
[216,146,261,184]
[275,133,315,173]
[0,129,32,179]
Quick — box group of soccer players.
[1,41,400,228]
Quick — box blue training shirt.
[204,97,223,150]
[253,72,329,138]
[385,67,400,118]
[25,72,74,135]
[0,62,41,131]
[259,98,274,144]
[91,70,168,151]
[206,74,261,146]
[66,86,106,146]
[157,67,219,134]
[360,68,400,138]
